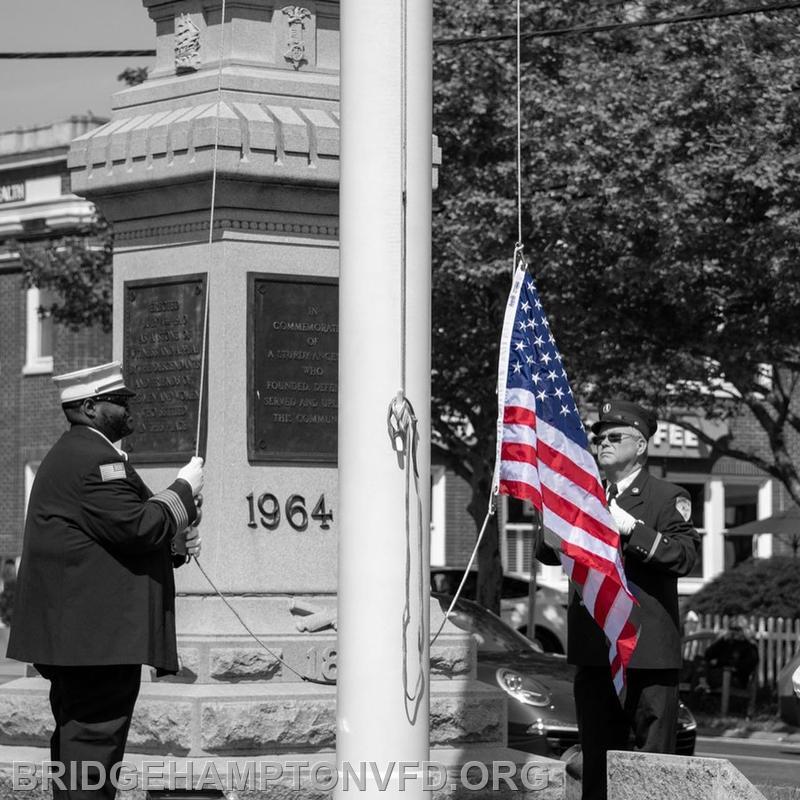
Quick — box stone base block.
[0,744,565,800]
[607,751,766,800]
[158,630,473,684]
[0,676,505,756]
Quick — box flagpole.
[336,1,433,798]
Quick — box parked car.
[430,567,568,653]
[778,651,800,726]
[432,592,697,758]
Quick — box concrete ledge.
[0,677,506,756]
[607,751,767,800]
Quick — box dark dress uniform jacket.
[8,425,191,672]
[559,469,700,669]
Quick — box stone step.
[0,744,566,800]
[154,631,473,684]
[0,675,505,757]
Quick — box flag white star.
[560,404,571,416]
[512,361,522,374]
[525,355,535,365]
[530,372,541,385]
[521,300,531,312]
[514,341,526,351]
[547,370,558,382]
[540,352,552,365]
[533,335,545,347]
[536,389,548,402]
[554,386,565,399]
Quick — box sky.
[0,0,156,132]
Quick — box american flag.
[491,256,639,694]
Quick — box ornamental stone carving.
[282,6,312,70]
[175,13,201,73]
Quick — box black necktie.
[607,483,618,501]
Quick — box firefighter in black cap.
[544,399,700,800]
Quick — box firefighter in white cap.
[8,361,203,800]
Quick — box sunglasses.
[93,394,132,409]
[591,432,642,446]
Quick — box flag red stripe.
[501,441,538,466]
[542,486,619,547]
[538,440,606,506]
[504,405,536,427]
[560,541,622,583]
[617,621,639,664]
[569,558,589,586]
[499,479,542,511]
[591,576,620,629]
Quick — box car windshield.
[433,593,540,655]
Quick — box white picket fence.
[687,612,800,689]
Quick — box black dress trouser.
[574,665,679,800]
[35,664,142,800]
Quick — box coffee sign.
[0,182,24,204]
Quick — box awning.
[724,505,800,537]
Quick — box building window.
[503,497,537,576]
[676,482,706,578]
[23,287,55,374]
[430,467,446,566]
[723,483,759,570]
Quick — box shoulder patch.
[99,462,127,482]
[675,496,692,522]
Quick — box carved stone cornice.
[68,100,340,201]
[113,216,339,244]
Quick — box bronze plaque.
[249,273,338,464]
[123,275,207,462]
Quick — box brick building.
[0,117,111,559]
[433,406,799,598]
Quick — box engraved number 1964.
[245,492,333,532]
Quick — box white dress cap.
[53,361,136,404]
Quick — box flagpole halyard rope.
[433,0,527,645]
[194,0,227,459]
[430,506,495,646]
[516,0,523,246]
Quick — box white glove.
[172,527,201,558]
[609,499,637,537]
[177,456,204,495]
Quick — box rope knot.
[387,390,417,457]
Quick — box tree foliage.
[432,1,800,609]
[17,217,114,333]
[689,557,800,619]
[17,69,146,334]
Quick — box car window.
[500,576,530,598]
[434,594,539,655]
